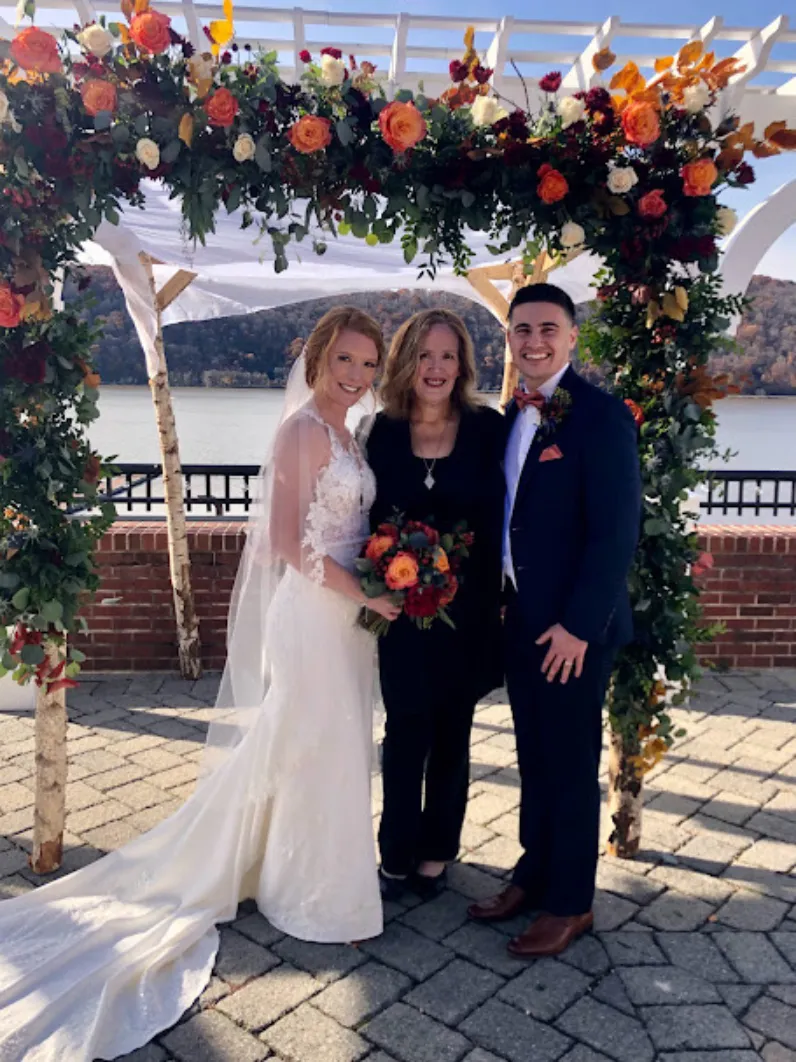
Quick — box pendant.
[424,470,435,490]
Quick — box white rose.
[320,54,346,87]
[135,137,160,170]
[233,133,256,163]
[560,221,586,249]
[683,81,711,114]
[716,206,738,237]
[0,90,8,124]
[77,23,113,59]
[188,54,214,83]
[607,165,639,195]
[557,95,586,129]
[470,95,508,128]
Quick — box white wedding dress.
[0,403,382,1062]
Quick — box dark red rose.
[404,584,442,619]
[449,59,468,82]
[736,162,755,185]
[221,50,232,64]
[472,63,493,85]
[320,46,342,59]
[592,109,616,134]
[4,344,47,385]
[299,48,311,63]
[585,86,612,112]
[539,71,562,93]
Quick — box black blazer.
[506,366,641,648]
[366,403,506,700]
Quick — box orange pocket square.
[539,444,563,463]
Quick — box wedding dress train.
[0,404,382,1061]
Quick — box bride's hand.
[367,593,402,622]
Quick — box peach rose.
[378,100,427,153]
[621,101,660,148]
[81,79,117,117]
[288,114,332,154]
[537,164,568,204]
[385,551,419,590]
[365,534,394,563]
[682,157,718,198]
[638,189,667,219]
[129,10,172,54]
[10,27,62,73]
[0,283,25,328]
[205,87,239,128]
[433,547,450,573]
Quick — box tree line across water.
[65,268,796,395]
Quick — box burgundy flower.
[4,342,48,385]
[320,46,343,59]
[592,108,616,135]
[670,234,717,262]
[736,162,755,185]
[449,59,468,83]
[585,87,612,113]
[221,50,232,64]
[539,71,562,93]
[299,48,311,63]
[494,109,528,140]
[472,63,493,85]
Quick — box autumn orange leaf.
[120,0,134,22]
[134,0,149,13]
[592,47,616,72]
[178,112,194,147]
[768,128,796,151]
[752,140,781,158]
[678,40,703,68]
[715,146,744,171]
[610,61,645,94]
[764,120,787,140]
[654,56,673,72]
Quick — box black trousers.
[504,594,615,916]
[378,662,477,878]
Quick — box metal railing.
[700,470,796,518]
[84,465,796,521]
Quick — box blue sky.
[232,0,796,281]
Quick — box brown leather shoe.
[467,884,530,922]
[507,911,593,958]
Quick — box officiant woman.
[365,309,505,899]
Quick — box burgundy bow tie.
[513,388,546,413]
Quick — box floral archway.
[1,3,794,871]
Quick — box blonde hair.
[380,309,480,419]
[303,306,385,388]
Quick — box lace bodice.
[300,407,376,583]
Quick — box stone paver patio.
[1,669,795,1062]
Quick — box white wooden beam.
[728,15,790,89]
[388,11,409,99]
[180,0,203,51]
[485,16,514,95]
[292,6,306,78]
[561,16,619,93]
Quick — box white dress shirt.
[503,363,570,587]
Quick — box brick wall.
[75,521,796,672]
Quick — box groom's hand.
[536,624,588,684]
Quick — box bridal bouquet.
[356,513,473,636]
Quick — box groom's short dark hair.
[508,283,576,324]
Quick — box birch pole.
[140,254,202,679]
[30,644,67,872]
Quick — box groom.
[469,282,641,957]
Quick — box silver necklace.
[417,419,450,490]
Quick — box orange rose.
[10,27,62,73]
[385,551,419,590]
[624,398,644,427]
[378,100,427,153]
[81,79,117,117]
[288,114,332,154]
[205,87,239,128]
[0,284,25,328]
[129,10,172,54]
[365,534,394,563]
[682,157,718,198]
[637,189,667,219]
[433,547,450,573]
[621,101,660,148]
[537,164,568,204]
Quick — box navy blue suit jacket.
[506,366,641,648]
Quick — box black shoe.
[379,869,408,902]
[409,867,448,900]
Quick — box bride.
[0,306,400,1062]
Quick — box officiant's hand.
[536,624,588,684]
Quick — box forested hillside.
[64,269,796,394]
